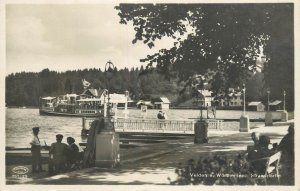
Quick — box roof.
[77,98,101,102]
[136,100,154,106]
[109,93,128,103]
[160,97,170,104]
[197,90,212,97]
[248,101,264,106]
[269,100,282,106]
[41,96,56,100]
[65,94,78,97]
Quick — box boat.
[39,88,130,117]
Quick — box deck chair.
[250,151,281,185]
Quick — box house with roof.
[153,97,171,109]
[219,88,243,107]
[248,101,265,111]
[269,100,283,111]
[196,90,213,107]
[136,100,154,109]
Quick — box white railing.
[115,118,195,134]
[82,117,224,134]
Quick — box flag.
[82,79,91,88]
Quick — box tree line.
[6,66,293,110]
[5,66,183,107]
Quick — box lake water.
[5,108,282,148]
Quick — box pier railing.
[82,117,224,134]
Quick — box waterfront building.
[269,100,283,111]
[248,101,265,111]
[153,97,171,109]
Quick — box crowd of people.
[30,127,83,175]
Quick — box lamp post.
[283,90,286,111]
[267,88,270,112]
[281,90,288,122]
[95,60,120,168]
[194,95,208,144]
[124,90,129,118]
[265,87,273,126]
[102,89,108,117]
[105,60,115,117]
[243,83,246,116]
[240,83,249,132]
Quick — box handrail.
[82,117,224,134]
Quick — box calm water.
[5,108,281,148]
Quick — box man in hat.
[30,127,43,173]
[48,134,68,174]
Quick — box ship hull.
[39,109,99,117]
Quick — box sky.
[5,4,175,75]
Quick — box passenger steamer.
[39,81,129,117]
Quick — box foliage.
[5,67,182,107]
[115,3,294,110]
[169,153,258,185]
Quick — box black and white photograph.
[0,0,298,189]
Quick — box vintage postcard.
[0,0,299,190]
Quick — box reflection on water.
[5,108,281,148]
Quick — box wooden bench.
[249,151,281,185]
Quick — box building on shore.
[197,90,213,107]
[136,100,154,109]
[248,101,265,111]
[269,100,283,111]
[219,88,243,107]
[153,97,171,109]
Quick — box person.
[247,135,273,175]
[278,124,294,185]
[67,137,80,170]
[30,127,44,173]
[157,111,165,119]
[247,132,260,152]
[48,134,68,174]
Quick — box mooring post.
[81,117,88,136]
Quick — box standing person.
[30,127,44,173]
[48,134,68,174]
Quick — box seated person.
[48,134,68,174]
[67,137,79,169]
[247,132,260,151]
[247,135,273,174]
[277,124,294,185]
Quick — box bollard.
[281,111,288,122]
[81,117,88,136]
[239,115,250,132]
[95,131,120,168]
[95,117,120,168]
[265,111,273,126]
[194,120,208,144]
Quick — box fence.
[82,117,224,135]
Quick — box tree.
[115,3,294,109]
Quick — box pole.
[267,91,270,112]
[243,84,246,116]
[283,90,286,111]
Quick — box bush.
[169,153,258,185]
